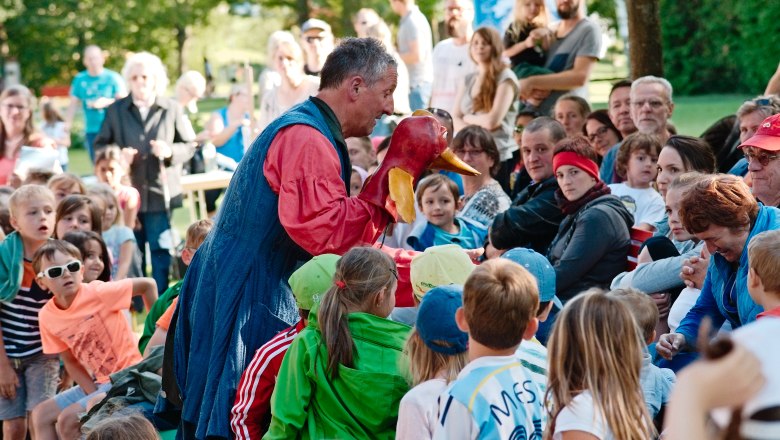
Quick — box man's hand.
[657,333,686,360]
[681,247,710,289]
[0,360,18,400]
[150,140,172,160]
[650,292,672,318]
[121,147,139,165]
[90,97,114,109]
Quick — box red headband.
[553,151,601,181]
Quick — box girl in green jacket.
[265,247,411,440]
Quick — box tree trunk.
[626,0,663,78]
[297,0,310,27]
[176,24,189,77]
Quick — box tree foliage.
[660,0,780,94]
[2,0,219,92]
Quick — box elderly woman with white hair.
[94,51,196,294]
[258,35,320,130]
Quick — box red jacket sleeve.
[231,325,301,439]
[264,125,390,255]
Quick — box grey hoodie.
[547,194,634,302]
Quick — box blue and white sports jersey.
[435,355,546,440]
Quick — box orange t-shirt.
[156,296,178,332]
[39,279,142,383]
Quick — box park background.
[2,0,779,231]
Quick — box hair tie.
[335,280,346,289]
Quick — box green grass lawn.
[66,93,748,236]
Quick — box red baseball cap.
[739,113,780,151]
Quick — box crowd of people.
[0,0,779,438]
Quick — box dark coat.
[547,194,633,302]
[94,95,195,213]
[490,176,564,253]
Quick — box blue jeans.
[135,211,173,295]
[85,132,98,163]
[409,82,432,111]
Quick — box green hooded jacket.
[264,312,411,440]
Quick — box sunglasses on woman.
[37,260,82,279]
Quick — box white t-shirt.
[608,183,665,227]
[668,287,701,332]
[430,39,476,114]
[711,317,780,437]
[396,377,447,440]
[553,391,615,440]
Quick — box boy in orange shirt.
[29,240,158,440]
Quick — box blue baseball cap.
[502,248,562,308]
[416,285,468,355]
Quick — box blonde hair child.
[266,247,411,439]
[88,183,140,280]
[546,289,654,440]
[396,285,468,440]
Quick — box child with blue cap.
[502,247,561,394]
[396,284,469,440]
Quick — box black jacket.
[547,194,633,302]
[490,176,564,253]
[94,95,195,213]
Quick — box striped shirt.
[0,261,53,358]
[516,338,548,396]
[230,321,304,439]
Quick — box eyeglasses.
[514,125,525,134]
[631,99,667,109]
[37,260,82,279]
[587,126,610,142]
[426,107,453,122]
[743,147,780,167]
[305,36,324,44]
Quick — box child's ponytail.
[317,246,397,379]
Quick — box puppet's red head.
[361,110,479,222]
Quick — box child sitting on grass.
[396,285,469,440]
[231,254,339,439]
[608,287,675,420]
[609,132,665,231]
[265,247,410,439]
[407,174,486,252]
[434,259,545,439]
[29,240,158,440]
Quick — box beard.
[447,18,463,38]
[557,2,579,19]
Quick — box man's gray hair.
[737,95,780,120]
[525,116,566,144]
[631,75,674,103]
[319,38,396,90]
[121,51,169,96]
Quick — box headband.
[553,151,601,181]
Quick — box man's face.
[745,146,780,206]
[630,82,673,135]
[608,86,636,136]
[83,47,105,72]
[302,29,334,64]
[556,0,579,19]
[445,0,474,39]
[352,67,397,137]
[740,111,766,143]
[346,138,376,170]
[520,129,555,182]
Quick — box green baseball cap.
[288,254,340,310]
[410,245,475,302]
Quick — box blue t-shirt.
[70,69,126,133]
[215,107,246,163]
[407,217,487,251]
